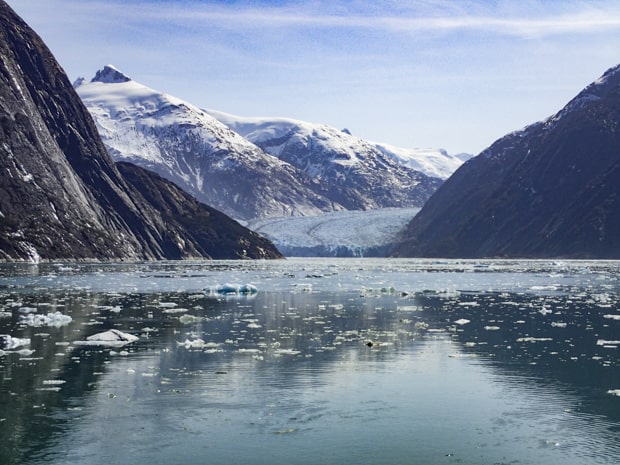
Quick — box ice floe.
[206,283,258,296]
[19,311,72,327]
[1,335,31,350]
[74,329,139,347]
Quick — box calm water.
[0,258,619,465]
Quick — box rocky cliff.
[0,1,281,261]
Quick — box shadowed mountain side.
[0,1,281,261]
[394,64,620,258]
[117,162,282,259]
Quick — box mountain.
[206,110,459,211]
[394,64,620,259]
[75,66,335,221]
[208,110,469,181]
[76,67,462,220]
[0,1,281,261]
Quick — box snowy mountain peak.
[91,65,131,84]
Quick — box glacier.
[245,207,420,257]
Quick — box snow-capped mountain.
[76,66,462,220]
[75,66,335,220]
[208,110,469,181]
[207,110,461,210]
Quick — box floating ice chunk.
[484,326,501,331]
[19,311,72,327]
[162,307,189,314]
[0,311,11,318]
[74,329,138,347]
[607,389,620,396]
[178,338,206,349]
[238,348,261,354]
[2,335,31,350]
[178,314,203,324]
[517,337,553,342]
[603,314,620,321]
[551,322,567,328]
[273,349,301,356]
[42,379,66,385]
[454,319,471,325]
[158,302,178,308]
[596,339,620,347]
[397,305,420,312]
[16,348,35,356]
[18,307,37,314]
[209,283,258,295]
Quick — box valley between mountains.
[75,65,468,256]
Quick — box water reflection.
[0,260,619,465]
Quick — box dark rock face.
[0,1,281,261]
[117,162,282,259]
[394,64,620,259]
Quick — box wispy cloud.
[126,0,620,39]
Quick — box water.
[0,258,618,465]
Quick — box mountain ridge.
[394,63,620,259]
[76,66,467,221]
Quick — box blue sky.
[8,0,620,154]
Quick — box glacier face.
[245,207,420,257]
[76,66,465,221]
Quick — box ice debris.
[607,389,620,396]
[74,329,138,347]
[2,335,31,350]
[19,311,72,327]
[207,283,258,295]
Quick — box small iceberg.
[207,283,258,296]
[74,329,139,347]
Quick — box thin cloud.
[132,2,620,39]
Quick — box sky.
[7,0,620,155]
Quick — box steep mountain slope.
[116,163,281,259]
[76,68,458,220]
[394,64,620,259]
[0,1,281,261]
[75,67,340,221]
[207,110,445,210]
